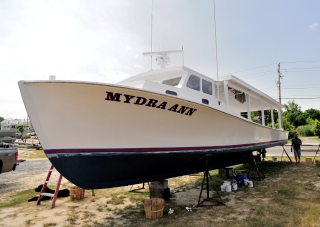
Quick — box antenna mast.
[213,0,219,81]
[150,0,154,71]
[213,0,220,100]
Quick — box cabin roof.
[117,65,210,85]
[117,65,283,111]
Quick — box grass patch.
[124,191,149,203]
[82,211,95,220]
[43,223,57,227]
[309,137,320,142]
[106,193,127,205]
[19,148,46,159]
[0,189,35,208]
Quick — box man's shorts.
[294,148,301,156]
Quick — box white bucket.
[248,181,253,188]
[243,179,249,186]
[221,185,226,192]
[225,184,232,192]
[272,156,277,162]
[223,181,231,185]
[232,183,238,191]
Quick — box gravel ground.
[0,159,51,196]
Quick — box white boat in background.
[18,50,288,189]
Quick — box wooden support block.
[305,158,312,164]
[150,180,170,201]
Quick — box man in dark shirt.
[291,133,302,164]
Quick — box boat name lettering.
[105,91,197,116]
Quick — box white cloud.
[309,23,318,31]
[127,46,132,50]
[98,69,130,84]
[134,64,144,69]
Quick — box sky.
[0,0,319,119]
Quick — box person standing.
[291,133,302,164]
[254,111,262,124]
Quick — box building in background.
[0,118,33,132]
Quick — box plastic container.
[225,184,232,192]
[221,185,226,192]
[248,181,253,188]
[232,183,238,191]
[234,175,243,186]
[272,156,278,162]
[144,198,164,219]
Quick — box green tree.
[283,100,305,127]
[17,124,30,144]
[313,120,320,138]
[281,115,296,138]
[304,108,320,121]
[0,116,4,122]
[250,109,279,126]
[264,109,278,126]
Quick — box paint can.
[272,156,277,162]
[248,181,253,188]
[221,185,226,192]
[244,178,249,186]
[232,183,238,191]
[223,181,231,186]
[225,184,232,192]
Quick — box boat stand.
[247,156,265,181]
[197,157,223,207]
[312,144,320,164]
[129,182,149,192]
[281,146,293,163]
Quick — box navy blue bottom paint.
[49,150,256,189]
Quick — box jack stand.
[281,146,293,163]
[129,182,149,192]
[247,156,265,181]
[312,144,320,164]
[197,157,223,207]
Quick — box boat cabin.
[118,51,283,130]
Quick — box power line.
[224,60,320,76]
[281,60,320,64]
[265,87,320,91]
[279,97,320,99]
[227,63,277,75]
[238,71,275,80]
[284,66,320,70]
[0,108,26,117]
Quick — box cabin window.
[162,77,181,86]
[202,79,212,95]
[186,75,200,91]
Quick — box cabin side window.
[162,77,181,86]
[186,75,200,91]
[202,79,212,95]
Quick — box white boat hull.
[18,81,288,188]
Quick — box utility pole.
[277,63,283,104]
[276,63,284,130]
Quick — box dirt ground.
[1,148,320,227]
